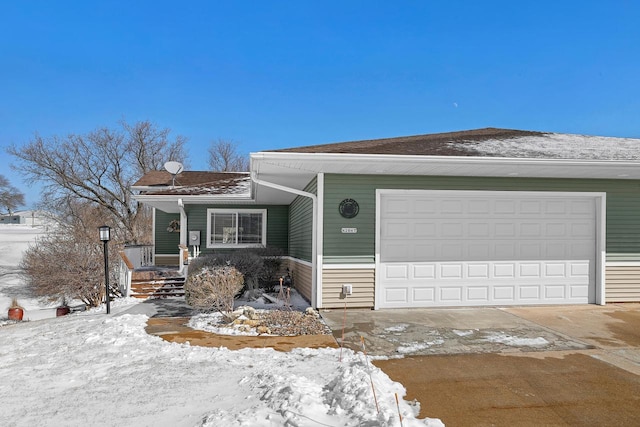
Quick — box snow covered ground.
[0,224,60,319]
[0,225,444,426]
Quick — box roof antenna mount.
[164,161,184,187]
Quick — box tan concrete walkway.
[320,303,640,426]
[146,317,337,352]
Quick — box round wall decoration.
[339,198,359,218]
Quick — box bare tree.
[8,120,188,243]
[20,201,116,307]
[207,139,249,172]
[0,174,25,215]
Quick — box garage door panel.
[440,287,463,302]
[467,263,490,278]
[494,286,516,300]
[570,285,589,298]
[519,286,540,300]
[385,288,408,303]
[545,285,566,299]
[414,222,437,237]
[413,264,435,278]
[468,287,489,301]
[378,192,597,308]
[413,288,435,302]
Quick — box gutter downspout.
[251,172,319,308]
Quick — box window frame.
[206,208,267,248]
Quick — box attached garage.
[376,190,605,308]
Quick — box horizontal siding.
[290,259,313,303]
[289,177,316,262]
[606,265,640,302]
[322,268,375,309]
[154,211,181,255]
[155,254,180,266]
[323,174,640,263]
[607,253,640,262]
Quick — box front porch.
[118,245,187,299]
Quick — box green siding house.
[133,128,640,309]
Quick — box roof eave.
[252,151,640,180]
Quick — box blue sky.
[1,1,639,208]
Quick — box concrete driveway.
[321,303,640,426]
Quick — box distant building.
[0,210,52,227]
[0,214,23,224]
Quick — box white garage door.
[377,190,598,308]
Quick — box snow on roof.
[452,132,640,160]
[145,175,252,196]
[268,128,640,161]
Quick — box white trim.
[606,262,640,267]
[285,256,313,267]
[178,198,187,247]
[596,194,607,305]
[151,207,156,248]
[323,263,376,270]
[375,190,382,309]
[375,189,607,309]
[316,173,324,308]
[205,208,267,248]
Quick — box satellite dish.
[164,161,184,187]
[164,161,184,175]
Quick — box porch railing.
[122,244,154,268]
[117,244,154,297]
[117,245,188,297]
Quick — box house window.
[207,209,267,247]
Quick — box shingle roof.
[269,128,545,156]
[267,127,640,160]
[133,171,251,196]
[133,171,247,187]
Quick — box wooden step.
[130,276,186,299]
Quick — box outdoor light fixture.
[99,225,111,242]
[98,225,111,314]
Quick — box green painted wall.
[154,210,181,254]
[154,205,289,255]
[323,174,640,263]
[288,177,317,262]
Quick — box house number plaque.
[341,227,358,234]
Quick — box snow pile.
[397,337,445,354]
[452,329,475,337]
[483,331,549,347]
[189,311,261,336]
[384,323,410,333]
[454,133,640,160]
[0,312,442,426]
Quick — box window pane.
[212,213,236,244]
[238,213,262,244]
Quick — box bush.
[185,265,244,320]
[20,233,110,308]
[189,247,284,293]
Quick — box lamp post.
[99,225,111,314]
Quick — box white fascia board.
[254,151,640,166]
[131,185,170,193]
[252,152,640,179]
[134,194,253,203]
